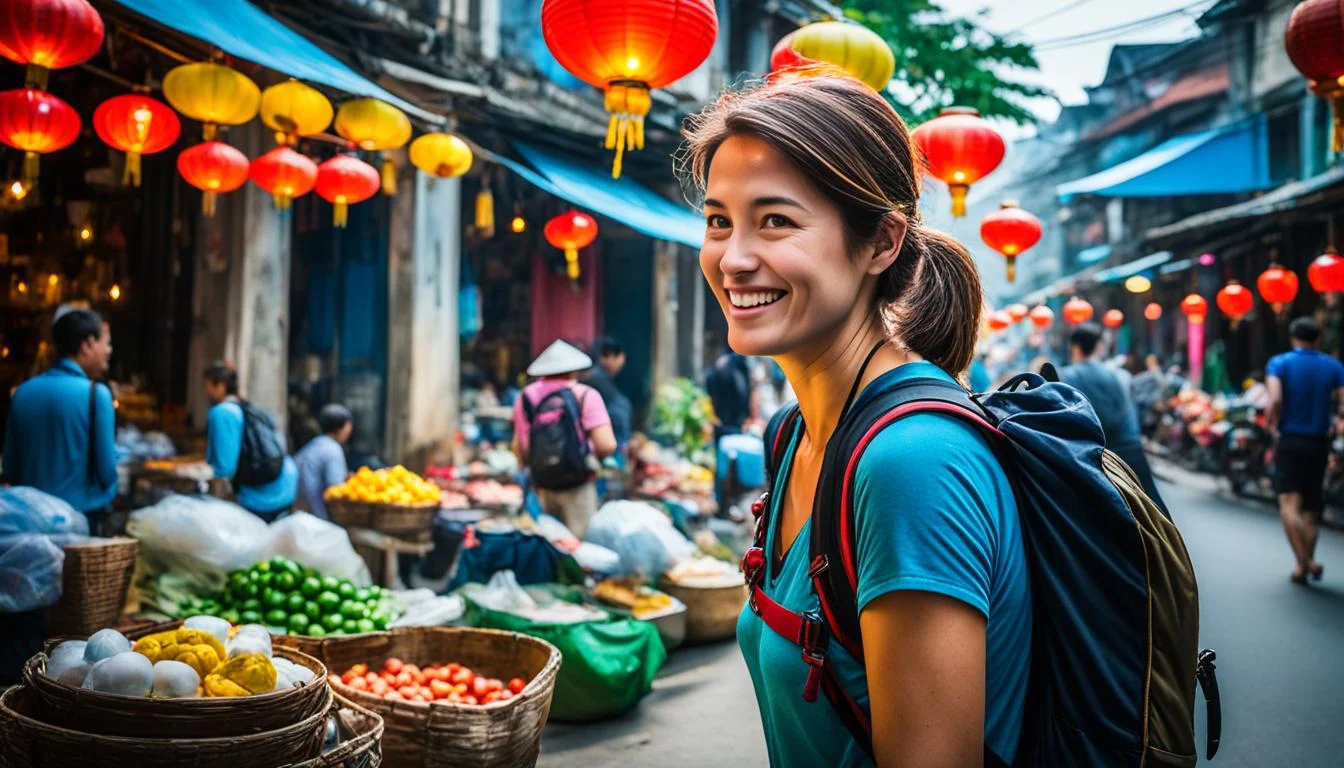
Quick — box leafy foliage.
[651,378,716,461]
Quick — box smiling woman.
[679,75,1031,768]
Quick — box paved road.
[538,469,1344,767]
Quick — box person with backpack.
[512,340,617,539]
[203,361,297,521]
[683,73,1216,767]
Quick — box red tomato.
[371,680,389,696]
[451,669,473,686]
[394,672,413,687]
[485,679,504,694]
[446,692,462,704]
[507,678,525,695]
[381,671,396,684]
[499,691,514,701]
[482,691,501,704]
[430,680,452,699]
[462,695,478,705]
[340,672,356,685]
[413,673,426,686]
[445,663,461,676]
[471,677,489,698]
[404,664,421,678]
[384,691,404,701]
[347,676,368,691]
[384,658,404,675]
[398,685,418,699]
[349,663,369,678]
[364,672,378,684]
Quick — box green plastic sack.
[461,585,666,722]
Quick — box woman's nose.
[718,234,760,275]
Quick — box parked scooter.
[1224,402,1274,499]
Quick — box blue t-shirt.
[1267,348,1344,438]
[294,434,348,520]
[738,361,1031,767]
[206,400,298,516]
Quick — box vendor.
[293,404,353,520]
[203,361,298,521]
[584,336,633,451]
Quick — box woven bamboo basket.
[24,639,329,739]
[0,684,330,768]
[292,693,385,768]
[657,577,748,644]
[278,627,561,768]
[326,498,437,542]
[43,537,138,637]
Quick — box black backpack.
[523,388,591,490]
[235,400,286,487]
[744,363,1222,767]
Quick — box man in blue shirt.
[3,308,118,533]
[293,404,352,520]
[1266,316,1344,585]
[203,361,298,520]
[584,337,633,450]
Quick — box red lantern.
[1181,293,1209,325]
[542,0,717,178]
[1144,303,1163,321]
[987,310,1012,332]
[93,94,180,187]
[0,0,104,90]
[1285,0,1344,151]
[1102,309,1125,329]
[1308,245,1344,293]
[1029,305,1054,329]
[1216,280,1254,324]
[980,201,1042,283]
[1257,264,1299,315]
[177,141,248,217]
[1006,303,1029,324]
[315,154,380,228]
[1062,297,1094,325]
[249,147,317,210]
[911,107,1005,217]
[545,211,599,280]
[0,88,79,186]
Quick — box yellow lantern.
[260,80,333,147]
[162,62,260,141]
[334,98,411,195]
[771,21,895,93]
[408,133,473,178]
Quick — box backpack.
[743,364,1223,767]
[523,388,591,490]
[234,400,286,487]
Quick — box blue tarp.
[1093,251,1174,283]
[1056,119,1269,202]
[496,141,705,249]
[114,0,434,120]
[1077,244,1112,264]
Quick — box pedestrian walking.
[293,404,353,520]
[1060,323,1168,514]
[583,336,633,451]
[1131,354,1167,437]
[1266,317,1344,585]
[512,340,616,539]
[2,307,118,533]
[705,349,752,441]
[203,361,298,521]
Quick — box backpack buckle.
[799,611,829,703]
[808,555,829,579]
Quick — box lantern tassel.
[381,157,396,196]
[334,201,349,228]
[1006,256,1016,284]
[949,184,969,217]
[274,193,291,210]
[22,152,39,186]
[123,151,143,187]
[605,116,619,151]
[202,191,218,217]
[565,247,580,280]
[25,64,48,91]
[609,115,628,180]
[475,188,495,237]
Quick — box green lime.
[322,613,344,631]
[265,608,289,626]
[306,624,327,638]
[279,558,303,577]
[221,609,241,625]
[341,619,359,634]
[316,591,341,612]
[274,572,298,592]
[287,614,311,633]
[199,600,220,615]
[242,597,262,612]
[228,571,248,590]
[341,602,367,621]
[254,561,272,574]
[259,572,275,588]
[320,576,340,592]
[355,618,375,634]
[262,589,287,609]
[299,577,322,598]
[304,601,321,621]
[353,588,371,603]
[371,614,389,631]
[336,582,356,600]
[286,593,307,613]
[302,566,320,580]
[239,610,262,624]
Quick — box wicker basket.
[43,537,138,637]
[657,578,748,644]
[24,641,329,739]
[0,684,329,768]
[326,498,437,542]
[278,627,561,768]
[292,693,385,768]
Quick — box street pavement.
[537,467,1344,767]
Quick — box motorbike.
[1323,430,1344,510]
[1223,402,1274,499]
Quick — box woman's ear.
[865,212,908,277]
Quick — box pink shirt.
[513,379,611,454]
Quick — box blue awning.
[114,0,438,123]
[1056,119,1268,202]
[1093,251,1173,283]
[1077,244,1112,264]
[497,141,705,249]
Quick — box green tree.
[843,0,1051,125]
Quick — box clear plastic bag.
[127,495,268,577]
[0,487,88,540]
[262,512,371,587]
[0,534,65,612]
[584,500,697,579]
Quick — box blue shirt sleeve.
[1267,354,1284,380]
[93,383,118,491]
[321,445,348,489]
[206,403,243,480]
[852,413,1012,617]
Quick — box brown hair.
[680,74,983,374]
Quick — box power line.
[1026,0,1219,49]
[1005,0,1104,37]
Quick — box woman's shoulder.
[208,400,244,421]
[856,410,1001,473]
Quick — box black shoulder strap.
[762,403,800,489]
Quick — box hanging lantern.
[0,0,104,90]
[1029,305,1054,329]
[1257,264,1299,315]
[93,94,181,187]
[769,21,894,92]
[542,0,717,179]
[249,146,317,210]
[409,133,473,179]
[334,98,411,195]
[1216,280,1254,325]
[315,154,380,228]
[910,107,1005,217]
[987,310,1012,333]
[0,88,79,185]
[545,211,599,280]
[163,62,260,141]
[1102,309,1125,329]
[1286,0,1344,151]
[1144,302,1163,321]
[1308,245,1344,293]
[1181,293,1209,325]
[1124,274,1153,294]
[177,141,249,216]
[260,80,332,147]
[1006,303,1029,324]
[476,185,495,238]
[1062,297,1094,325]
[979,201,1042,283]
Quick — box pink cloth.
[513,379,611,454]
[531,245,599,357]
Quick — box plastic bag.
[584,500,697,579]
[0,487,88,541]
[459,571,606,624]
[128,495,268,577]
[388,589,465,628]
[262,512,370,587]
[572,542,621,574]
[0,534,65,612]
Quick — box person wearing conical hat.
[512,340,617,538]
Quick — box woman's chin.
[726,327,785,358]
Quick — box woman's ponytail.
[879,226,983,375]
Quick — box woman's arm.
[205,405,242,480]
[861,590,986,768]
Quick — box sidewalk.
[1148,455,1344,529]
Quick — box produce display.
[325,465,441,506]
[634,460,714,499]
[462,478,523,508]
[178,556,401,636]
[593,578,675,619]
[664,555,743,588]
[335,657,527,705]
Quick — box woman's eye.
[707,214,731,229]
[763,214,793,228]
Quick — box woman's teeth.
[728,290,784,308]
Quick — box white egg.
[82,652,153,696]
[46,640,88,682]
[183,615,231,645]
[151,660,201,698]
[83,629,131,663]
